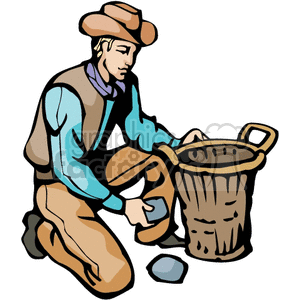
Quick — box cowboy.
[22,2,205,298]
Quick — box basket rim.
[178,152,264,174]
[174,139,265,174]
[175,139,259,155]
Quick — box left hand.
[180,129,208,145]
[125,198,154,228]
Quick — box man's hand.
[125,198,154,228]
[181,129,208,145]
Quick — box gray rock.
[146,254,188,283]
[144,198,168,223]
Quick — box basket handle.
[157,144,179,165]
[237,123,278,154]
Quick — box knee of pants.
[93,260,134,296]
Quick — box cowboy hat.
[79,2,158,46]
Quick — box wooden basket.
[159,123,278,262]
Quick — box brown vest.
[24,64,105,180]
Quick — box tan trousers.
[35,147,176,298]
[36,183,133,298]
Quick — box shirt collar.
[86,62,126,99]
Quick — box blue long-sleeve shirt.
[45,80,180,214]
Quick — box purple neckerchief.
[86,62,126,99]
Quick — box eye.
[117,50,127,54]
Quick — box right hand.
[181,129,208,145]
[125,198,154,228]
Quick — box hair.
[91,37,115,61]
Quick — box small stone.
[146,254,188,283]
[144,198,168,222]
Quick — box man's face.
[102,40,139,81]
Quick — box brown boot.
[21,211,47,259]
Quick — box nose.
[125,53,134,67]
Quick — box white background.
[1,0,300,299]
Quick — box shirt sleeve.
[44,86,125,214]
[124,84,181,152]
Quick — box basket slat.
[176,170,251,261]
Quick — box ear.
[102,41,109,55]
